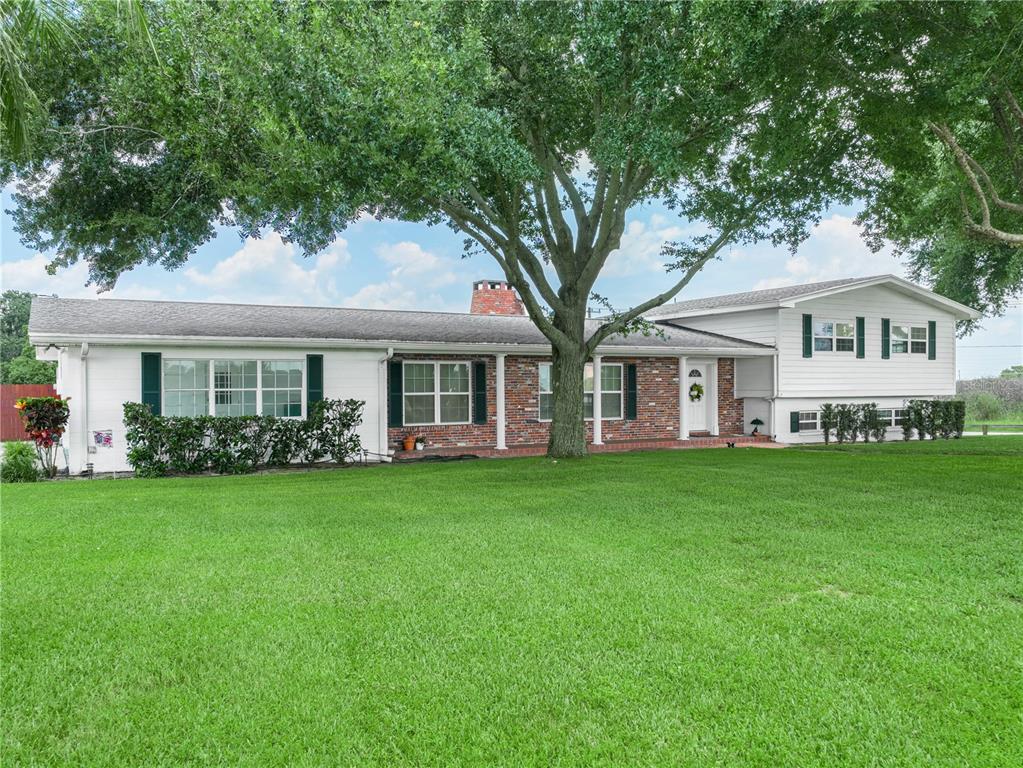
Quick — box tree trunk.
[547,346,588,457]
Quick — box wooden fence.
[1,384,57,441]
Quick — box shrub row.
[900,399,966,441]
[818,400,965,444]
[123,399,364,477]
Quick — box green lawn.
[3,440,1022,767]
[966,410,1023,433]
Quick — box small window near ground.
[798,411,819,431]
[164,359,209,417]
[813,320,855,352]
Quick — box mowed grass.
[3,439,1022,767]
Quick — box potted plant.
[414,436,426,451]
[402,432,417,452]
[750,417,764,436]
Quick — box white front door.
[687,365,708,431]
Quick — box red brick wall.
[388,354,742,449]
[716,357,744,435]
[469,282,526,315]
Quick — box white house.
[28,274,979,473]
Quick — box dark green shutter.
[306,354,324,410]
[141,352,162,415]
[387,360,403,427]
[790,411,801,433]
[472,361,487,424]
[802,314,813,358]
[881,318,890,359]
[855,317,865,359]
[927,320,936,360]
[625,363,638,420]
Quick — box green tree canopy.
[3,1,874,455]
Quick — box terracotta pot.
[402,435,416,451]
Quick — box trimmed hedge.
[123,399,364,477]
[819,400,965,444]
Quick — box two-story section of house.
[644,275,981,442]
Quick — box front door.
[687,365,709,432]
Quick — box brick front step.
[393,435,778,460]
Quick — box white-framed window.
[214,360,258,416]
[538,362,623,421]
[814,319,855,352]
[877,408,908,427]
[261,361,304,417]
[403,361,471,425]
[891,323,928,354]
[162,358,304,418]
[163,359,209,417]
[798,411,819,431]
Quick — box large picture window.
[162,358,304,418]
[261,361,304,417]
[538,362,623,421]
[403,361,471,425]
[891,323,928,354]
[813,320,855,352]
[163,359,209,417]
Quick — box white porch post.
[592,354,603,445]
[495,353,507,450]
[678,356,689,440]
[709,362,719,436]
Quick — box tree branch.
[584,227,737,354]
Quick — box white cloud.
[0,253,165,300]
[602,214,691,278]
[341,241,469,311]
[751,214,906,290]
[182,233,350,305]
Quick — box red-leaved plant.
[14,396,70,478]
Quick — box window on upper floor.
[890,323,928,355]
[813,319,855,353]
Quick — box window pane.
[813,321,833,336]
[539,364,552,394]
[404,394,435,424]
[601,392,622,419]
[404,363,434,394]
[583,363,594,393]
[440,363,469,393]
[440,394,469,423]
[835,322,854,338]
[892,340,909,354]
[911,341,927,354]
[891,325,909,340]
[583,392,593,419]
[539,392,553,420]
[814,338,833,351]
[601,364,622,392]
[836,338,854,352]
[911,326,927,340]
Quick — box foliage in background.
[0,440,39,483]
[13,395,69,477]
[122,399,364,477]
[957,375,1023,411]
[965,392,1004,422]
[0,290,55,384]
[1001,365,1023,379]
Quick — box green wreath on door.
[688,383,704,402]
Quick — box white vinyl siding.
[663,308,779,345]
[777,285,954,398]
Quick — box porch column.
[495,353,507,450]
[709,362,719,435]
[678,356,689,440]
[592,354,603,445]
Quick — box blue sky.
[2,188,1020,378]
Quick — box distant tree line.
[1,291,55,385]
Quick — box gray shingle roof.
[643,275,890,318]
[29,296,769,350]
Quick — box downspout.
[79,342,90,473]
[378,347,394,462]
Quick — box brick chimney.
[469,280,526,316]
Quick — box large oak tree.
[3,1,865,456]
